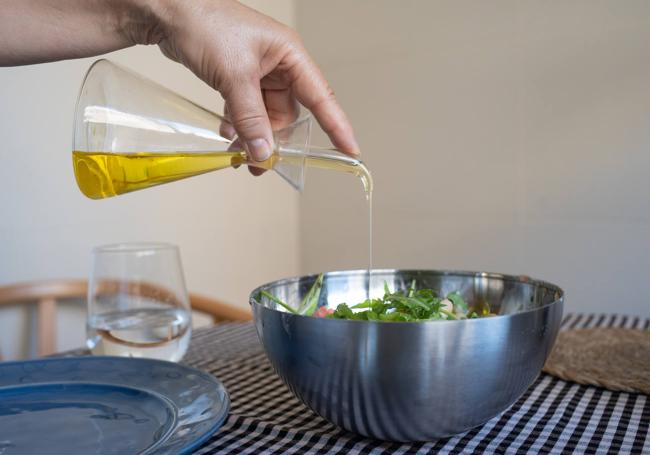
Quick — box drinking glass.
[86,243,192,362]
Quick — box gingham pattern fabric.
[185,314,649,454]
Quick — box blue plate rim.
[0,355,230,455]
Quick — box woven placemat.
[543,328,650,394]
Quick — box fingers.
[222,103,269,175]
[289,54,360,156]
[221,77,274,162]
[219,104,236,140]
[226,88,299,133]
[224,88,298,177]
[248,166,266,176]
[263,88,300,131]
[222,102,268,175]
[246,88,298,177]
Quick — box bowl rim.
[249,268,564,323]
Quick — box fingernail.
[336,134,360,156]
[350,146,361,156]
[246,138,272,161]
[349,136,361,155]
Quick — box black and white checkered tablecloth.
[185,314,650,454]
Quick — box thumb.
[222,79,274,162]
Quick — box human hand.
[0,0,358,163]
[135,0,359,162]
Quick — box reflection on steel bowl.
[250,269,564,442]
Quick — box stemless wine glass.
[86,243,192,362]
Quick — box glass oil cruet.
[72,59,372,199]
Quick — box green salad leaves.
[261,274,492,321]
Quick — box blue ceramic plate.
[0,356,229,455]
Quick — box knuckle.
[324,85,336,99]
[274,27,305,59]
[235,61,260,79]
[313,86,337,109]
[219,62,260,94]
[284,27,303,46]
[233,113,267,134]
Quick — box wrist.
[112,0,172,46]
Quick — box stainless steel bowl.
[250,269,564,442]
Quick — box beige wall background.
[297,1,650,318]
[0,0,298,358]
[2,1,650,358]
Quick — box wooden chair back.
[0,279,251,358]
